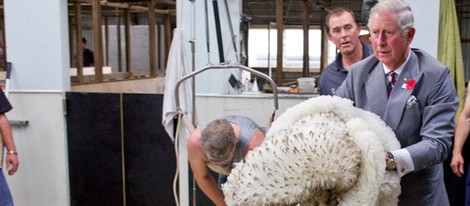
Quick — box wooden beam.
[302,0,309,77]
[92,0,103,81]
[154,0,176,6]
[157,23,162,70]
[71,71,151,84]
[164,14,171,68]
[117,11,123,72]
[1,12,5,69]
[100,1,173,15]
[276,0,284,84]
[125,8,132,73]
[148,0,157,76]
[320,7,328,74]
[68,17,74,67]
[104,16,110,66]
[75,1,84,82]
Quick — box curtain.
[438,0,466,121]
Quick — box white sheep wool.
[222,96,401,206]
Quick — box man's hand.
[5,153,19,175]
[450,153,465,177]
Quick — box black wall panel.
[122,94,176,205]
[66,92,176,206]
[66,92,124,206]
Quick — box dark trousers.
[445,139,470,206]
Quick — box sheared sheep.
[222,96,401,206]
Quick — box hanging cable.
[204,0,211,64]
[172,115,182,206]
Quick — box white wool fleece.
[222,96,401,206]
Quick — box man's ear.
[407,27,416,45]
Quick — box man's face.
[327,12,361,56]
[369,11,414,70]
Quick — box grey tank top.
[202,115,261,175]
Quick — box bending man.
[187,115,265,205]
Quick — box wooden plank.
[75,1,84,82]
[320,8,328,74]
[157,22,162,70]
[71,71,151,84]
[276,0,284,84]
[100,1,173,15]
[92,0,103,81]
[105,17,110,66]
[302,0,309,77]
[164,14,171,69]
[125,8,132,73]
[148,0,157,76]
[117,10,123,72]
[1,13,5,69]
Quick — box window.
[247,27,370,74]
[247,27,336,73]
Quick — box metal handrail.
[174,64,279,113]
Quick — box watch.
[386,152,397,171]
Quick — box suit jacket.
[336,49,458,206]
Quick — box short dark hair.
[82,37,87,44]
[325,7,359,35]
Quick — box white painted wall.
[408,0,439,58]
[178,0,242,95]
[3,0,70,205]
[105,25,167,73]
[6,93,68,206]
[195,94,315,129]
[4,0,70,91]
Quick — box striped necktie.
[387,72,396,96]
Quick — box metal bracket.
[9,120,29,127]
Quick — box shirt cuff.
[392,149,414,177]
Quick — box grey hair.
[200,119,236,162]
[367,0,414,37]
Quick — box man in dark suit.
[335,0,458,205]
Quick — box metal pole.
[212,0,225,63]
[204,0,211,64]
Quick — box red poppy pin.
[402,79,416,90]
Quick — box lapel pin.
[401,79,416,90]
